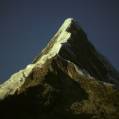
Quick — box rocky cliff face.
[0,18,119,119]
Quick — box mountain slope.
[0,18,119,119]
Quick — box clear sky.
[0,0,119,83]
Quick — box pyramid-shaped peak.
[33,18,119,86]
[58,18,75,32]
[32,18,81,65]
[62,18,74,25]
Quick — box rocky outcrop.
[0,18,119,119]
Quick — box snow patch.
[37,18,73,65]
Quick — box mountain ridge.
[0,18,119,119]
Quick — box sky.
[0,0,119,83]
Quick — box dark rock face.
[0,18,119,119]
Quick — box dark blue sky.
[0,0,119,83]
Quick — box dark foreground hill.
[0,18,119,119]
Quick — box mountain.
[0,18,119,119]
